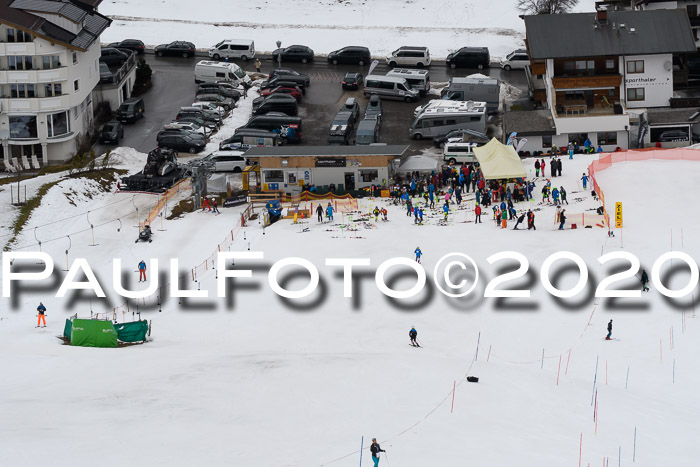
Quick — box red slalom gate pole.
[557,354,562,386]
[451,380,456,413]
[487,345,492,362]
[566,349,571,375]
[579,432,583,467]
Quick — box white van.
[363,75,419,102]
[201,151,249,172]
[409,102,487,140]
[385,46,431,68]
[443,141,478,164]
[209,39,255,61]
[194,61,251,86]
[386,68,430,96]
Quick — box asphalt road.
[94,54,531,156]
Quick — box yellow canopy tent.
[473,138,527,180]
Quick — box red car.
[259,85,303,101]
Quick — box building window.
[597,132,617,145]
[605,59,615,70]
[44,83,62,97]
[360,170,379,182]
[688,5,698,17]
[542,135,552,148]
[288,172,298,184]
[626,60,644,74]
[6,28,32,43]
[47,111,70,137]
[568,133,588,145]
[627,87,645,101]
[9,116,38,139]
[74,79,79,92]
[42,55,61,69]
[72,51,78,64]
[565,91,585,101]
[10,84,35,98]
[10,144,42,159]
[263,170,284,182]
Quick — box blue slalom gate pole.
[359,436,364,467]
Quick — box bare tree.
[517,0,579,14]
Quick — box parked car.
[157,132,206,153]
[99,62,112,84]
[116,97,145,123]
[198,152,249,172]
[194,93,236,111]
[446,47,490,70]
[268,68,311,86]
[272,45,314,64]
[190,101,226,118]
[155,41,196,58]
[260,77,308,95]
[177,107,222,127]
[99,121,124,144]
[386,46,431,68]
[259,85,303,101]
[100,47,129,67]
[342,97,360,123]
[176,115,218,131]
[108,39,145,55]
[329,111,356,145]
[252,94,298,116]
[328,46,371,65]
[355,117,381,145]
[658,130,689,142]
[342,72,364,90]
[197,83,241,101]
[364,94,382,123]
[165,121,208,137]
[219,128,282,150]
[432,128,489,148]
[500,49,529,71]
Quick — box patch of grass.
[0,175,34,186]
[167,198,194,220]
[39,163,72,175]
[4,179,62,250]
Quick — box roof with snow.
[524,9,696,60]
[0,0,109,51]
[245,145,409,157]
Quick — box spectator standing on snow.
[557,158,562,177]
[371,438,386,467]
[527,210,536,230]
[560,187,568,205]
[316,204,324,222]
[255,58,262,73]
[558,209,567,230]
[474,203,482,223]
[641,269,650,292]
[581,173,589,189]
[535,159,541,177]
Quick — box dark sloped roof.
[525,9,696,60]
[646,108,700,126]
[12,0,87,22]
[245,145,409,157]
[504,110,556,136]
[0,0,109,51]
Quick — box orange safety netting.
[140,178,192,229]
[587,148,700,231]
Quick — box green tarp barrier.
[114,320,149,343]
[70,319,117,348]
[63,319,72,340]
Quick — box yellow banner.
[615,202,622,228]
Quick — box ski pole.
[383,451,390,467]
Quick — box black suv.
[117,97,145,123]
[342,72,364,90]
[252,94,298,116]
[329,111,356,145]
[272,45,314,64]
[99,121,124,144]
[446,47,490,70]
[155,41,195,58]
[267,68,311,86]
[157,132,206,154]
[108,39,145,54]
[328,46,371,65]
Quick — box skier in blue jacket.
[414,247,423,263]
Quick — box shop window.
[264,170,284,182]
[596,132,617,145]
[542,135,552,148]
[360,170,378,182]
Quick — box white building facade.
[0,0,110,166]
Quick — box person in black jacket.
[316,204,324,222]
[409,327,418,347]
[606,319,613,340]
[641,269,649,292]
[371,438,385,467]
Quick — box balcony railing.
[552,74,622,89]
[99,53,137,86]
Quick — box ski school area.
[2,146,700,466]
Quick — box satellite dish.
[664,61,672,71]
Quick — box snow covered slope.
[1,150,699,466]
[100,0,599,59]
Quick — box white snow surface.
[1,150,700,466]
[100,0,599,59]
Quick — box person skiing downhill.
[443,202,449,222]
[513,212,525,230]
[373,206,380,222]
[581,173,589,189]
[606,319,613,340]
[641,269,650,292]
[414,247,423,264]
[138,260,147,282]
[316,204,324,222]
[326,203,334,221]
[409,326,419,347]
[370,438,385,467]
[558,209,567,230]
[37,302,46,327]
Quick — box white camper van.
[209,39,255,61]
[194,61,251,87]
